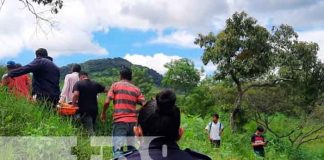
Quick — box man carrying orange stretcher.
[71,71,106,135]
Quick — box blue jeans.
[112,122,136,158]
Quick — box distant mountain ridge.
[60,57,163,85]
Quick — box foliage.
[179,78,235,116]
[0,87,76,136]
[132,66,154,95]
[162,58,200,93]
[195,11,273,132]
[246,87,324,151]
[0,66,5,78]
[1,86,324,159]
[30,0,63,14]
[60,58,163,86]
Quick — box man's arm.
[100,85,114,122]
[100,97,111,122]
[251,136,266,146]
[205,123,211,140]
[72,91,79,107]
[72,83,80,107]
[8,60,40,78]
[60,75,70,103]
[137,91,146,107]
[220,125,224,136]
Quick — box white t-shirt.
[205,121,224,140]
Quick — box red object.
[57,103,78,116]
[4,74,31,98]
[108,81,145,123]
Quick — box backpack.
[208,122,222,134]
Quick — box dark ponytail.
[138,89,181,141]
[156,89,177,115]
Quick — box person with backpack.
[251,126,267,158]
[205,113,224,148]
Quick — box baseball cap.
[6,61,16,69]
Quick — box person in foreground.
[251,126,267,158]
[72,71,106,135]
[124,89,211,160]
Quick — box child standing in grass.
[205,113,224,148]
[251,126,267,158]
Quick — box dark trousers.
[36,94,59,108]
[79,114,97,136]
[112,122,136,158]
[210,140,221,148]
[254,149,265,158]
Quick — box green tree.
[245,25,324,151]
[132,66,154,96]
[162,58,200,93]
[195,12,273,132]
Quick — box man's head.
[120,66,132,81]
[79,71,89,80]
[256,126,265,134]
[212,113,219,123]
[35,48,48,58]
[135,89,183,142]
[6,61,16,70]
[72,64,81,73]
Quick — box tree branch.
[243,78,291,93]
[0,0,6,12]
[297,134,324,149]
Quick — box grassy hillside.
[60,58,163,85]
[1,88,324,159]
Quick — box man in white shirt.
[205,113,224,148]
[59,64,81,104]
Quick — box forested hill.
[60,57,163,85]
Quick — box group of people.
[205,114,267,158]
[1,48,267,159]
[2,48,60,107]
[1,48,213,160]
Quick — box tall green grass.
[1,86,324,159]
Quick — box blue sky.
[1,28,205,74]
[1,0,324,75]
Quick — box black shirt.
[73,79,105,116]
[124,138,211,160]
[251,134,265,152]
[8,57,60,97]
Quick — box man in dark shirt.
[6,48,60,108]
[72,71,105,136]
[251,126,267,158]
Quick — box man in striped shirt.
[100,67,145,159]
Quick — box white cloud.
[124,53,181,74]
[150,30,198,48]
[1,0,324,59]
[298,30,324,61]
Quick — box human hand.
[100,113,106,123]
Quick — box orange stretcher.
[56,103,79,116]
